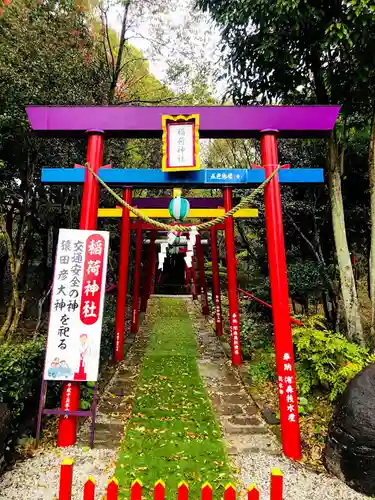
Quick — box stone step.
[223,422,268,435]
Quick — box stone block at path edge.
[325,362,375,496]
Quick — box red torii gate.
[27,104,340,461]
[98,198,257,351]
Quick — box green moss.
[115,298,232,499]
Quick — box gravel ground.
[233,433,371,500]
[0,362,123,500]
[0,445,117,500]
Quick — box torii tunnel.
[27,104,340,460]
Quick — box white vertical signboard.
[44,229,109,382]
[168,122,195,168]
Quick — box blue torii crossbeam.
[41,167,323,187]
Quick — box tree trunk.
[0,254,8,305]
[369,110,375,338]
[0,214,30,340]
[107,1,130,104]
[327,133,364,344]
[7,296,26,340]
[235,221,255,258]
[287,214,338,321]
[0,299,14,342]
[292,300,297,315]
[322,292,332,323]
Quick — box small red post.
[83,478,96,500]
[140,231,156,313]
[223,188,242,365]
[191,257,198,299]
[210,225,223,336]
[261,130,301,460]
[247,485,260,500]
[58,131,104,447]
[115,188,132,362]
[131,218,143,334]
[58,458,74,500]
[270,469,283,500]
[196,235,209,315]
[201,482,213,500]
[131,479,142,500]
[154,480,166,500]
[177,481,189,500]
[107,478,119,500]
[224,483,236,500]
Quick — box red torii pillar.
[261,130,301,460]
[223,188,242,365]
[114,188,132,362]
[191,256,198,300]
[210,225,223,337]
[196,234,210,315]
[131,218,143,334]
[58,131,104,447]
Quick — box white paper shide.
[44,229,109,382]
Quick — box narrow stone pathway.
[187,301,272,456]
[187,298,370,500]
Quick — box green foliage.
[240,312,273,358]
[287,261,324,301]
[0,339,45,423]
[245,312,375,401]
[275,395,314,420]
[99,295,116,362]
[293,316,375,401]
[197,0,375,112]
[81,381,96,410]
[297,396,314,416]
[248,346,276,384]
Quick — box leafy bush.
[245,313,375,401]
[240,313,273,359]
[287,260,325,303]
[293,316,375,400]
[248,346,276,383]
[0,339,46,425]
[99,294,116,362]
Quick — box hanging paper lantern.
[168,196,190,221]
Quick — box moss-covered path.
[115,297,232,499]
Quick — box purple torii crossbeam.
[26,105,340,138]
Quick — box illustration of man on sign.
[74,333,95,381]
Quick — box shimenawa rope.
[86,163,280,233]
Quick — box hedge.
[0,338,46,424]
